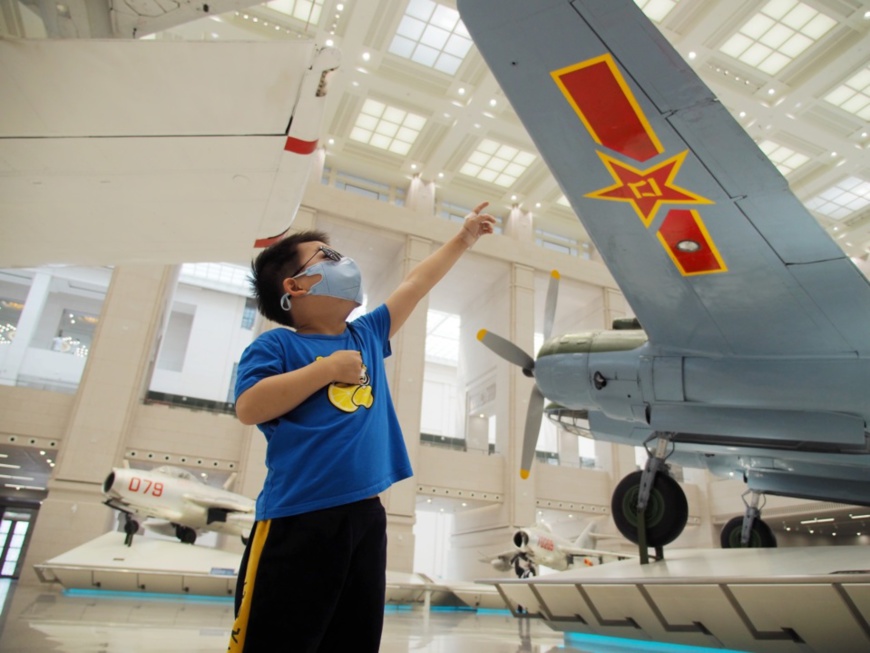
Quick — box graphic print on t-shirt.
[316,356,374,413]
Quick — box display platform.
[483,545,870,653]
[34,532,507,610]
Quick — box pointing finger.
[471,201,490,214]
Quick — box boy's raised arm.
[385,201,495,339]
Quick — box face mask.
[296,257,363,305]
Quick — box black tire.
[123,518,139,535]
[611,470,688,547]
[720,516,777,548]
[176,526,197,545]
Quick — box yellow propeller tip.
[520,469,530,480]
[551,270,560,279]
[476,329,488,341]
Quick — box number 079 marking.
[128,476,164,497]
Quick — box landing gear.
[611,435,688,556]
[175,525,197,545]
[720,490,777,548]
[512,552,536,579]
[122,513,140,547]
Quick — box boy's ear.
[282,277,307,297]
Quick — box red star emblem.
[586,150,712,226]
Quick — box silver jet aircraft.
[462,0,870,551]
[103,465,255,546]
[487,520,635,578]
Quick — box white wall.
[150,283,255,402]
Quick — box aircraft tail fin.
[574,518,602,549]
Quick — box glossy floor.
[0,580,739,652]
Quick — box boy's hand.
[327,349,367,384]
[460,201,496,247]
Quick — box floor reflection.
[0,579,736,652]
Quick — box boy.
[228,202,495,652]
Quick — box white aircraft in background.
[486,521,635,578]
[102,465,255,546]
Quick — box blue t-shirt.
[235,304,413,519]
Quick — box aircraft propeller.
[477,270,559,479]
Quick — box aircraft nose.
[102,472,115,494]
[513,531,529,548]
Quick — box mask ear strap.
[280,293,292,311]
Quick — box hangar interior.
[1,0,870,650]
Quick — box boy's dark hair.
[250,230,330,328]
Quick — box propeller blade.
[543,270,560,340]
[477,329,535,375]
[520,385,545,479]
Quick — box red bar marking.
[552,55,662,162]
[657,209,727,276]
[253,232,287,249]
[284,137,318,154]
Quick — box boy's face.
[283,241,361,316]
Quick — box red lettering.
[127,476,163,497]
[538,536,555,551]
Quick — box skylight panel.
[804,177,870,221]
[350,99,427,155]
[633,0,678,23]
[265,0,324,24]
[460,139,536,188]
[719,0,835,76]
[824,65,870,121]
[757,139,809,176]
[388,0,473,75]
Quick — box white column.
[558,428,580,468]
[381,234,432,572]
[0,271,51,386]
[503,205,533,242]
[405,175,436,215]
[20,264,179,585]
[506,263,537,528]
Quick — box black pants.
[228,497,387,653]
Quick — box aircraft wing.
[560,545,637,560]
[0,37,337,267]
[183,493,254,514]
[457,0,870,357]
[482,549,519,563]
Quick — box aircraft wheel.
[176,526,197,545]
[720,516,777,548]
[123,518,139,535]
[611,470,688,548]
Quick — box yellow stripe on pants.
[228,520,271,653]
